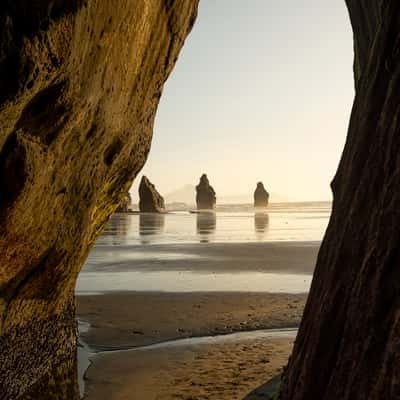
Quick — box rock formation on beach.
[139,176,165,213]
[280,2,400,399]
[253,182,269,207]
[116,192,132,213]
[0,1,198,398]
[196,174,216,210]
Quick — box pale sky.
[131,0,354,203]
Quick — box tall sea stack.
[254,182,269,207]
[139,176,165,213]
[196,174,216,210]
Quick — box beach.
[77,292,304,399]
[83,334,293,400]
[76,204,328,398]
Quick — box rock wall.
[280,2,400,399]
[0,1,198,398]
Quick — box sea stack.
[115,192,132,213]
[254,182,269,207]
[196,174,216,210]
[139,176,165,213]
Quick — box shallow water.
[95,202,331,246]
[99,327,298,354]
[76,271,311,293]
[77,320,91,398]
[77,202,328,294]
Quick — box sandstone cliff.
[0,1,198,398]
[280,2,400,399]
[195,174,216,210]
[253,182,269,207]
[139,176,165,213]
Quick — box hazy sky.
[131,1,354,202]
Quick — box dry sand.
[84,337,293,400]
[77,292,306,399]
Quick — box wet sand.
[82,241,319,274]
[77,241,318,293]
[77,291,306,399]
[77,291,306,350]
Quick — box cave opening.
[76,2,357,399]
[2,1,393,399]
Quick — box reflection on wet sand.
[139,213,165,244]
[107,214,130,236]
[103,214,131,245]
[196,212,216,243]
[254,212,269,239]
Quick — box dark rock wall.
[0,1,198,398]
[280,2,400,399]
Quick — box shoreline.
[79,321,298,353]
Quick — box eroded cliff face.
[0,1,198,398]
[280,2,400,399]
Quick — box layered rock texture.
[196,174,216,210]
[0,1,198,399]
[280,2,400,399]
[115,192,132,213]
[253,182,269,207]
[139,175,165,213]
